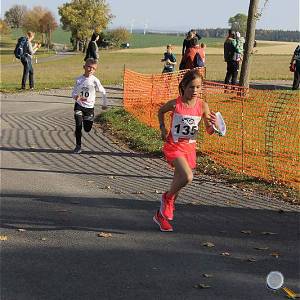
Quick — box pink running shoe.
[160,192,175,221]
[153,210,173,232]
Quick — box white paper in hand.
[213,112,226,136]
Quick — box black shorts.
[74,102,94,121]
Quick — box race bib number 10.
[80,86,90,100]
[171,113,201,142]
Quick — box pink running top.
[167,96,204,144]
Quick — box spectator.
[20,31,41,90]
[224,30,239,85]
[180,37,205,70]
[181,29,202,56]
[84,33,100,61]
[200,43,206,65]
[290,44,300,90]
[161,44,177,73]
[233,32,245,62]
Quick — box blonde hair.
[27,31,35,38]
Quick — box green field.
[0,30,295,92]
[127,33,224,48]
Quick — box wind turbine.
[130,19,135,34]
[143,20,148,35]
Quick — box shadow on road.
[1,191,299,300]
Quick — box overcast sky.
[1,0,299,31]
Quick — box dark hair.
[91,32,99,42]
[179,69,203,96]
[190,37,198,47]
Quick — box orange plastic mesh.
[123,68,300,189]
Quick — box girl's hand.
[160,127,167,141]
[209,111,217,126]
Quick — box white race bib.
[78,84,95,102]
[171,113,201,142]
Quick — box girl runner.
[153,69,217,232]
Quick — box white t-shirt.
[72,75,107,108]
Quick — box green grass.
[97,107,299,204]
[128,33,224,48]
[96,107,163,154]
[9,27,71,45]
[0,31,294,92]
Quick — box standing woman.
[21,31,41,90]
[84,33,100,61]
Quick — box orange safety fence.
[123,68,300,189]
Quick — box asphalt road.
[0,89,299,300]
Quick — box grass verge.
[97,107,299,205]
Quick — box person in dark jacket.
[161,44,177,73]
[181,29,202,56]
[84,33,100,61]
[224,30,239,85]
[290,44,300,90]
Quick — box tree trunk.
[239,0,260,88]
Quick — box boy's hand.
[74,95,87,101]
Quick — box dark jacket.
[182,33,201,56]
[84,41,99,61]
[224,38,237,62]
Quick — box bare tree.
[4,5,27,28]
[239,0,260,88]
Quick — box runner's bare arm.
[158,99,176,141]
[202,101,216,135]
[158,99,176,128]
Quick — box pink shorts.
[163,141,196,169]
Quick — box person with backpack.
[179,37,205,70]
[15,31,41,90]
[224,30,239,85]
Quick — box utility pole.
[239,0,260,88]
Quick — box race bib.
[171,113,201,142]
[78,84,94,102]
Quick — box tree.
[22,7,57,46]
[228,13,248,35]
[4,5,27,28]
[58,0,114,51]
[22,6,48,34]
[39,12,58,48]
[108,27,130,47]
[239,0,260,88]
[0,19,10,34]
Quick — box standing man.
[224,30,239,85]
[20,31,41,90]
[290,44,300,90]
